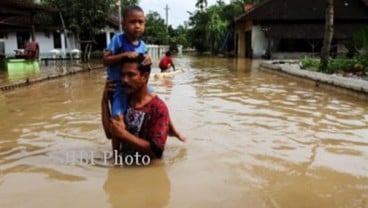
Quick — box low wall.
[0,65,104,91]
[259,61,368,99]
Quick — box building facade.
[234,0,368,59]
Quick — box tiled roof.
[235,0,368,22]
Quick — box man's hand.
[110,114,126,138]
[103,80,116,98]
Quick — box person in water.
[102,6,185,156]
[102,56,183,158]
[159,51,175,72]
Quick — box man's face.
[122,11,145,39]
[121,62,147,94]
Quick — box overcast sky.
[139,0,231,28]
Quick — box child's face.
[123,11,145,39]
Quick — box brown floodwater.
[0,55,367,208]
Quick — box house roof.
[235,0,368,22]
[0,0,58,32]
[0,0,57,17]
[263,23,365,39]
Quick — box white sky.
[139,0,231,28]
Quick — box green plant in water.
[299,58,319,71]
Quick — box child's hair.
[165,51,171,56]
[123,5,144,19]
[122,54,151,75]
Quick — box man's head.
[121,55,151,95]
[165,51,171,57]
[122,5,145,39]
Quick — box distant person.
[102,56,184,159]
[159,51,175,72]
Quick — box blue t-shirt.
[106,33,147,81]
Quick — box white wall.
[5,32,18,56]
[35,32,56,56]
[4,32,79,57]
[251,26,268,58]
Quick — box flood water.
[0,55,367,208]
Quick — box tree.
[205,7,228,52]
[319,0,334,73]
[188,0,246,53]
[43,0,115,41]
[143,11,169,45]
[195,0,208,11]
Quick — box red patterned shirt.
[124,95,169,158]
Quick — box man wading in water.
[102,55,184,162]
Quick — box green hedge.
[300,56,368,74]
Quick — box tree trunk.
[319,0,334,73]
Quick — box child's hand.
[124,52,139,59]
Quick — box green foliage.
[143,11,169,45]
[42,0,115,40]
[188,0,253,54]
[300,58,319,70]
[300,57,368,74]
[195,0,208,11]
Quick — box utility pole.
[164,4,169,30]
[117,0,122,32]
[164,4,169,44]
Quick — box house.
[0,0,84,58]
[234,0,368,59]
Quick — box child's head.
[165,51,171,56]
[122,5,145,40]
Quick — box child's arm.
[102,51,140,66]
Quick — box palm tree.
[319,0,334,73]
[195,0,208,11]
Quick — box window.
[53,32,61,49]
[0,42,4,54]
[276,39,323,52]
[16,32,30,49]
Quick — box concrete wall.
[4,33,17,56]
[251,25,268,58]
[234,22,252,58]
[235,21,269,58]
[4,32,79,57]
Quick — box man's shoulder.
[151,96,168,108]
[147,96,168,113]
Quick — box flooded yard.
[0,55,367,208]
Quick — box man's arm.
[110,100,169,159]
[170,57,175,71]
[110,118,158,158]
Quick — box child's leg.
[168,117,186,142]
[110,82,128,154]
[111,115,124,156]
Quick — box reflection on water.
[103,166,170,208]
[0,55,367,208]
